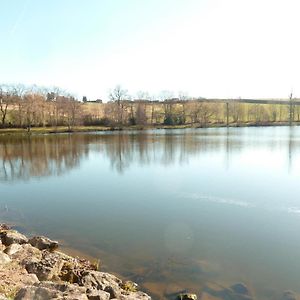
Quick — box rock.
[25,250,65,281]
[23,273,40,285]
[0,240,5,252]
[79,271,150,300]
[24,249,97,283]
[11,243,42,264]
[15,281,88,300]
[0,257,39,298]
[178,293,197,300]
[0,252,11,265]
[119,289,151,299]
[15,285,56,300]
[4,243,23,255]
[29,236,58,251]
[282,290,298,300]
[201,282,253,300]
[0,224,10,231]
[80,271,122,298]
[87,289,110,300]
[58,254,97,283]
[1,230,28,246]
[118,291,152,300]
[230,283,250,295]
[0,226,152,300]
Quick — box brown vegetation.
[0,84,298,131]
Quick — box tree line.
[0,84,298,130]
[0,84,80,130]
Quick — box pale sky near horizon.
[1,0,300,101]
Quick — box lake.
[0,127,300,299]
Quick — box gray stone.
[14,286,57,300]
[118,291,151,300]
[201,282,253,300]
[0,252,11,265]
[79,271,150,300]
[4,243,23,255]
[29,236,58,251]
[0,224,10,231]
[80,271,122,292]
[87,289,110,300]
[25,251,65,281]
[11,243,42,265]
[0,240,5,252]
[230,283,250,295]
[1,230,28,246]
[22,273,40,285]
[15,281,88,300]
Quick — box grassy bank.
[0,126,113,135]
[0,122,298,136]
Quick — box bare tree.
[229,102,244,124]
[178,91,189,101]
[23,93,37,132]
[135,103,147,125]
[55,95,82,130]
[65,97,82,130]
[187,101,216,126]
[109,85,130,124]
[0,85,13,127]
[178,91,189,124]
[10,84,27,127]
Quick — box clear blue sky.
[1,0,300,100]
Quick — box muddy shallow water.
[1,127,300,299]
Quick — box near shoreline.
[0,224,204,300]
[0,224,298,300]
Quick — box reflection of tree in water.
[2,129,294,179]
[0,131,245,180]
[288,126,295,173]
[104,134,134,174]
[0,135,92,181]
[101,130,243,173]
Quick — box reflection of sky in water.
[1,127,300,299]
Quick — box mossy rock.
[120,281,138,292]
[59,262,79,284]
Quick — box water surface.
[1,127,300,299]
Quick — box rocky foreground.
[0,224,298,300]
[0,224,152,300]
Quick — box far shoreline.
[0,122,298,136]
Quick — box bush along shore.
[0,224,298,300]
[0,224,152,300]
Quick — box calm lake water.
[1,127,300,299]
